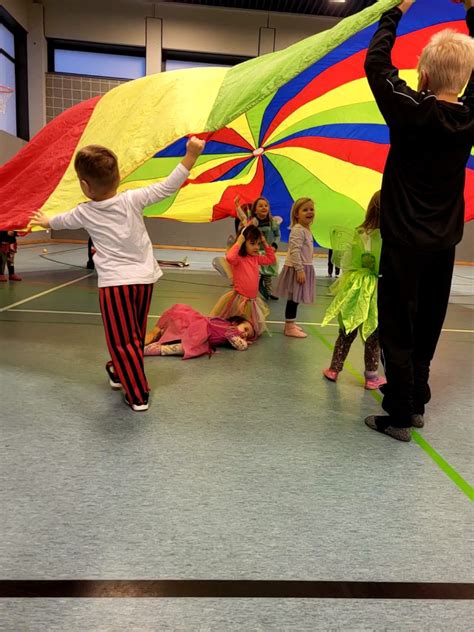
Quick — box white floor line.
[440,328,474,333]
[6,308,101,316]
[0,273,93,313]
[4,308,474,333]
[266,319,337,327]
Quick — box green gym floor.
[0,243,473,630]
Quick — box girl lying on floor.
[144,303,255,359]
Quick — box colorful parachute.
[0,0,472,245]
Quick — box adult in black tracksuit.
[364,0,474,441]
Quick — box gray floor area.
[0,243,473,630]
[1,599,474,631]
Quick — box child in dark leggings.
[0,231,22,282]
[327,249,340,278]
[322,191,386,390]
[325,328,383,390]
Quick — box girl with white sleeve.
[31,137,205,412]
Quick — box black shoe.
[364,416,411,442]
[124,393,149,412]
[105,361,122,390]
[86,260,95,270]
[269,294,279,301]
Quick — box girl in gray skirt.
[276,197,316,338]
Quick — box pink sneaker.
[323,368,338,382]
[0,275,7,282]
[9,274,22,281]
[284,323,307,338]
[364,376,387,390]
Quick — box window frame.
[47,39,146,81]
[162,49,251,72]
[0,6,29,140]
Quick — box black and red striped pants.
[99,283,153,405]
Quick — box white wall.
[270,12,338,50]
[27,2,47,137]
[1,0,28,28]
[40,0,338,54]
[154,3,267,56]
[0,129,26,164]
[456,220,474,262]
[43,0,152,46]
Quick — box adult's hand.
[451,0,474,9]
[398,1,415,14]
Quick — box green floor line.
[308,325,474,502]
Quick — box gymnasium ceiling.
[159,0,376,18]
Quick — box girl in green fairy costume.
[322,191,386,390]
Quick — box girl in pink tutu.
[210,224,276,337]
[276,197,315,338]
[144,304,254,359]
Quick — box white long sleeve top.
[283,224,314,271]
[49,164,189,288]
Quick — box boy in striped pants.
[32,137,205,411]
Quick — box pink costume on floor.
[210,241,276,337]
[146,303,245,359]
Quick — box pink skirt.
[210,291,269,338]
[276,264,315,304]
[151,303,211,359]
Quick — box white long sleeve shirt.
[283,224,314,271]
[49,163,189,288]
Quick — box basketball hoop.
[0,85,14,115]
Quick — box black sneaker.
[268,294,279,301]
[105,362,122,390]
[124,393,149,412]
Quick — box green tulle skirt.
[322,268,378,341]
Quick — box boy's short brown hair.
[74,145,120,192]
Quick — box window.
[0,8,28,139]
[163,51,250,73]
[54,49,145,80]
[0,49,16,135]
[0,23,15,58]
[48,40,146,80]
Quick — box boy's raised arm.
[364,1,418,125]
[127,136,205,210]
[181,136,206,171]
